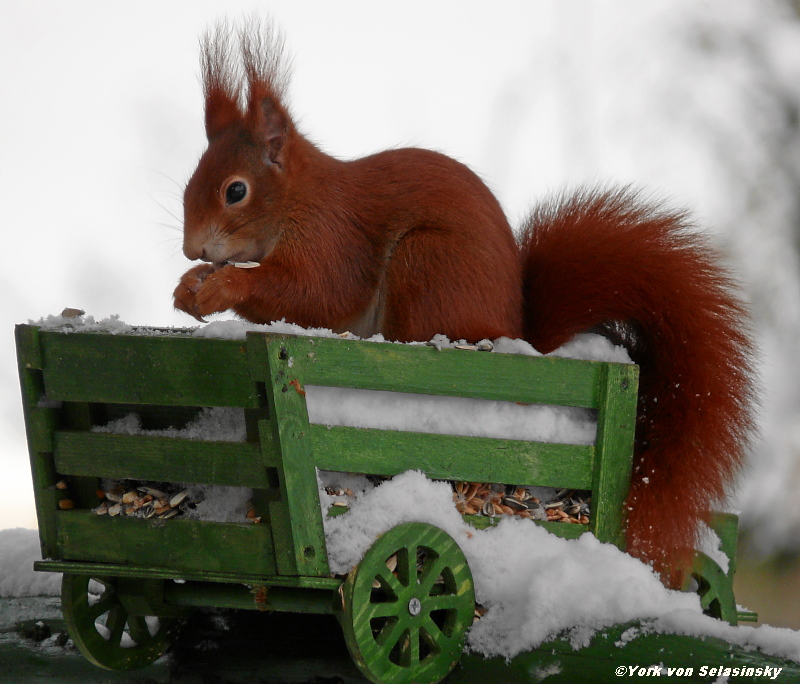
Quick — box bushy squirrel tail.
[518,188,756,586]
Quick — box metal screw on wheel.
[61,574,176,670]
[340,522,475,684]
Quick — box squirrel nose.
[183,244,203,261]
[183,236,205,261]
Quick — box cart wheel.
[685,551,738,625]
[61,574,175,670]
[339,522,475,684]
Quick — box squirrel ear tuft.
[201,23,243,139]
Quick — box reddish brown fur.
[519,190,756,585]
[174,24,756,586]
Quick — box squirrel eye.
[225,180,248,205]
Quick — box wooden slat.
[39,331,261,407]
[34,560,341,590]
[53,431,278,488]
[256,337,330,577]
[311,426,595,490]
[55,510,277,576]
[590,364,639,547]
[250,333,606,408]
[15,325,59,560]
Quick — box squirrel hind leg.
[379,225,523,343]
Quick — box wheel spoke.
[418,556,449,596]
[421,614,454,649]
[423,594,460,612]
[364,599,400,620]
[104,605,128,646]
[374,565,404,596]
[408,625,420,666]
[398,547,415,587]
[126,615,151,646]
[376,616,404,650]
[86,592,117,622]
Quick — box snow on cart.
[15,322,756,683]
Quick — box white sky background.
[2,0,799,553]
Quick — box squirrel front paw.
[173,263,218,321]
[174,263,249,321]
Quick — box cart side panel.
[18,325,285,577]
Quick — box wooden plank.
[38,331,261,407]
[253,337,330,577]
[311,426,595,490]
[590,364,639,547]
[55,510,277,577]
[15,325,60,560]
[34,559,342,590]
[53,431,277,488]
[249,333,606,408]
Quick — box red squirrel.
[174,24,756,588]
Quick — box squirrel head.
[182,21,297,267]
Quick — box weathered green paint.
[15,325,59,560]
[163,582,339,614]
[312,425,595,489]
[55,511,277,577]
[53,431,274,488]
[256,336,330,577]
[452,620,800,683]
[261,334,606,408]
[38,330,261,407]
[590,364,639,548]
[35,560,342,590]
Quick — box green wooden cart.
[14,324,752,683]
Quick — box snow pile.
[180,485,253,524]
[323,470,800,662]
[30,311,133,335]
[92,407,246,443]
[307,386,595,445]
[191,318,632,367]
[0,529,60,597]
[323,471,697,656]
